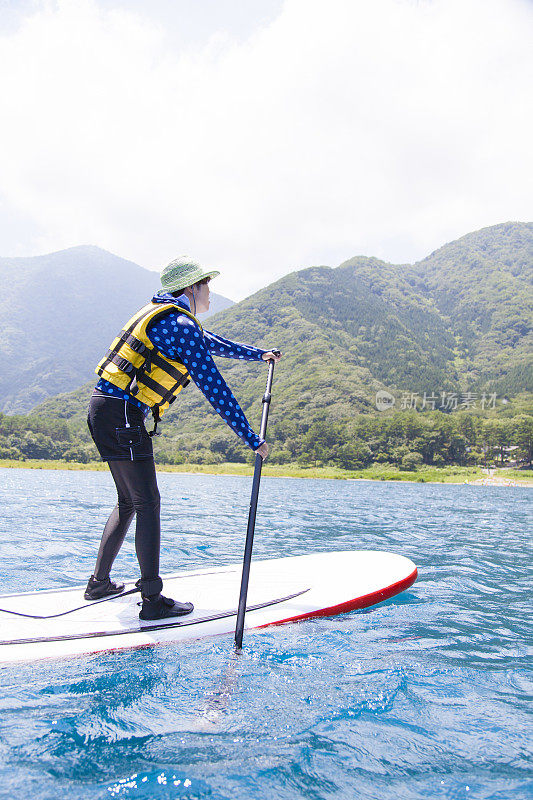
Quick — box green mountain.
[0,246,233,413]
[409,221,532,395]
[29,222,532,466]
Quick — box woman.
[86,256,281,621]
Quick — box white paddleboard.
[0,551,417,663]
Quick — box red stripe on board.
[257,567,418,629]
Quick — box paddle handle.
[234,353,278,650]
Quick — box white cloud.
[0,0,531,299]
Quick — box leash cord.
[0,587,140,619]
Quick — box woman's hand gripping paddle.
[234,350,280,651]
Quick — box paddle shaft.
[234,355,278,650]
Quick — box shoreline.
[1,459,532,486]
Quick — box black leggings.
[94,458,161,593]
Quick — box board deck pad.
[0,551,417,663]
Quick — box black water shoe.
[84,575,125,601]
[139,594,194,621]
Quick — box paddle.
[234,350,280,651]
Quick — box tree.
[400,452,424,471]
[482,419,514,465]
[514,415,533,465]
[335,442,372,469]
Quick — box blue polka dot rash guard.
[95,293,268,451]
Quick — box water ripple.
[0,469,531,800]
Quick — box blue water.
[0,468,531,800]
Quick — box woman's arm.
[147,314,264,451]
[203,329,266,361]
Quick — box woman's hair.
[171,277,210,298]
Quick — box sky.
[0,0,531,300]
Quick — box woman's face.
[193,280,210,313]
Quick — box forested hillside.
[1,222,531,469]
[2,395,531,469]
[0,246,233,413]
[409,222,532,396]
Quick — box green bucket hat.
[159,256,220,295]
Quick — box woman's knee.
[132,487,160,513]
[117,496,135,516]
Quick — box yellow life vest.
[95,301,203,428]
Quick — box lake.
[0,468,531,800]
